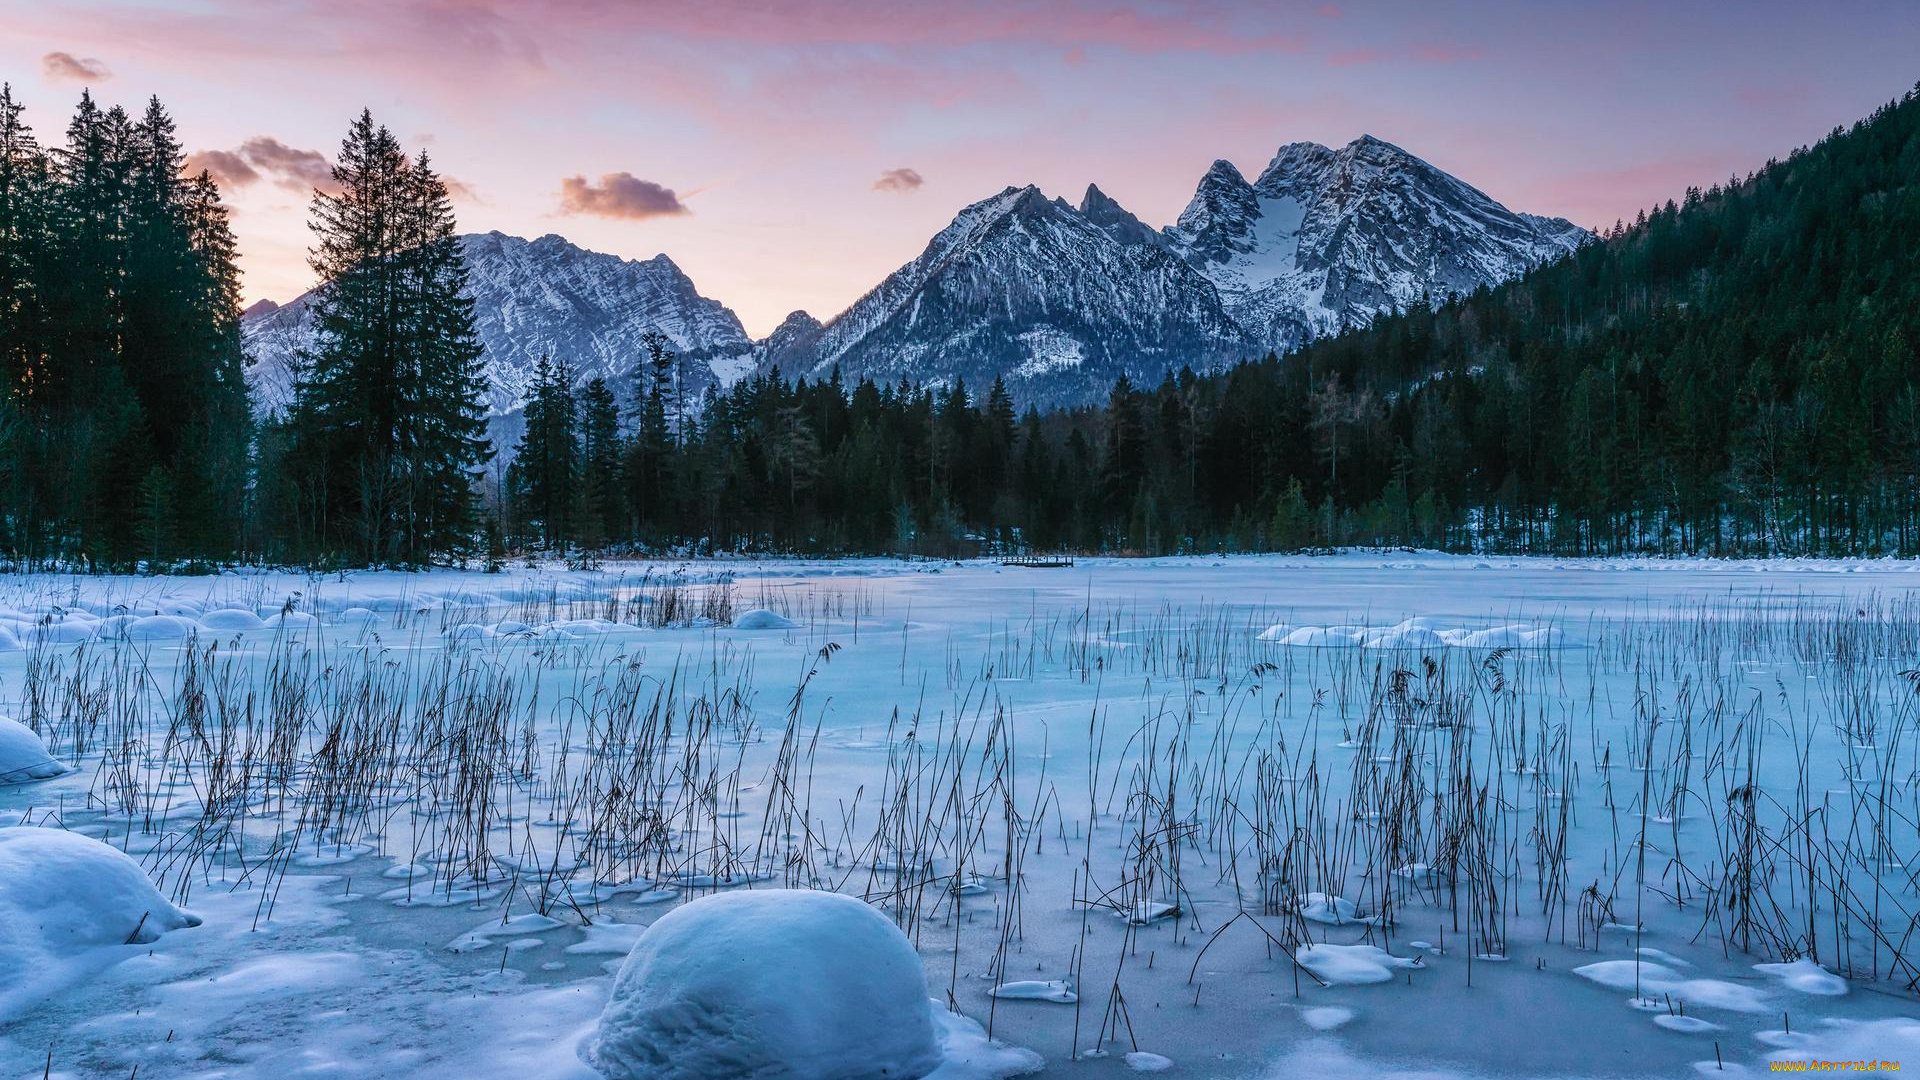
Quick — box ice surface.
[3,553,1920,1080]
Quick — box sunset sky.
[3,1,1916,336]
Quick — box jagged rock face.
[760,137,1582,403]
[777,185,1257,404]
[241,231,756,417]
[243,137,1586,417]
[1163,135,1586,350]
[1077,184,1162,248]
[756,310,825,376]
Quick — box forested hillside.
[5,83,1918,566]
[503,85,1920,557]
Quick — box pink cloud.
[1328,49,1381,67]
[238,136,337,194]
[557,173,689,220]
[443,175,483,203]
[183,148,258,189]
[41,51,111,82]
[872,167,923,193]
[180,137,338,195]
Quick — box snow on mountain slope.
[1163,135,1585,351]
[245,137,1585,415]
[776,184,1256,403]
[241,232,755,417]
[761,137,1582,402]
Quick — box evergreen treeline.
[502,84,1920,558]
[0,85,250,566]
[8,83,1920,567]
[0,89,488,569]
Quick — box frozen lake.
[4,553,1919,1079]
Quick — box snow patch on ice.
[1294,943,1423,986]
[0,717,69,783]
[1753,958,1848,996]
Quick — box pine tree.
[282,111,488,565]
[509,354,576,550]
[576,376,621,549]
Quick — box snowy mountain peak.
[768,179,1253,402]
[241,231,756,419]
[1078,184,1161,248]
[1165,134,1587,351]
[757,309,826,374]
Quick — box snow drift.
[585,889,957,1080]
[0,826,200,970]
[0,718,69,783]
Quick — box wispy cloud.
[557,173,689,220]
[41,51,111,83]
[872,167,924,193]
[183,148,258,188]
[238,136,336,193]
[181,137,337,195]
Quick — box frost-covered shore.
[4,555,1920,1078]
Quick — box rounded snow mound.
[1360,625,1448,650]
[198,608,267,632]
[584,889,940,1080]
[0,718,69,783]
[0,827,200,959]
[732,609,799,631]
[125,615,198,641]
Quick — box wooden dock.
[999,555,1076,568]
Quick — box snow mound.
[584,889,956,1080]
[0,717,69,783]
[989,977,1077,1003]
[125,614,198,640]
[263,610,318,631]
[0,827,200,965]
[1295,892,1377,926]
[1360,625,1448,650]
[198,608,267,631]
[1572,960,1769,1012]
[0,623,20,652]
[1754,959,1848,996]
[1266,619,1584,651]
[733,609,799,631]
[1294,943,1423,986]
[1278,626,1361,647]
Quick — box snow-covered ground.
[3,553,1919,1079]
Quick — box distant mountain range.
[242,135,1585,415]
[242,232,756,417]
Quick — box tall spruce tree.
[281,111,488,565]
[508,354,577,550]
[576,376,621,549]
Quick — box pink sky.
[3,1,1915,336]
